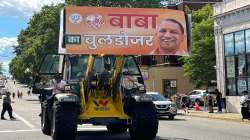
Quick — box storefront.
[213,0,250,113]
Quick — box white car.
[146,92,177,119]
[188,90,209,105]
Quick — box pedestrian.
[215,89,222,113]
[28,87,31,96]
[17,90,20,99]
[12,92,15,99]
[13,80,15,85]
[208,95,214,113]
[181,96,190,114]
[240,90,250,120]
[52,74,66,94]
[27,90,31,96]
[1,92,15,120]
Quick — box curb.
[184,112,250,124]
[177,110,250,123]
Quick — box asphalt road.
[0,80,250,140]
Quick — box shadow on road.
[25,99,39,102]
[5,119,21,122]
[76,131,190,140]
[158,117,186,121]
[156,136,191,140]
[76,130,130,140]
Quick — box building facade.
[214,0,250,113]
[140,65,194,98]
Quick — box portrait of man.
[151,19,187,55]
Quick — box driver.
[52,74,66,94]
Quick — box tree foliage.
[9,4,64,83]
[65,0,162,8]
[181,5,216,87]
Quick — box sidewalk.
[178,108,249,123]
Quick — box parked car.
[175,93,191,109]
[188,90,209,106]
[146,92,177,119]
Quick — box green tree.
[65,0,162,8]
[9,4,64,83]
[181,5,216,87]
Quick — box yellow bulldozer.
[33,6,190,140]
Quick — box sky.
[0,0,64,76]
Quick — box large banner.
[62,6,188,56]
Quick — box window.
[237,78,247,94]
[226,56,235,78]
[224,29,250,96]
[234,31,245,54]
[69,55,88,80]
[39,55,60,74]
[247,55,250,76]
[236,55,246,77]
[224,33,234,56]
[226,78,236,96]
[92,56,116,74]
[248,77,250,92]
[246,29,250,53]
[123,56,140,75]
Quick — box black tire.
[41,105,51,135]
[107,124,127,133]
[168,115,175,120]
[51,102,78,140]
[129,102,158,140]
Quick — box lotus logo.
[69,13,82,24]
[85,14,104,29]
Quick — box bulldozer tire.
[51,102,78,140]
[129,102,158,140]
[41,106,51,135]
[106,124,127,133]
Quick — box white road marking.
[77,127,107,131]
[0,128,106,133]
[0,129,40,133]
[13,112,36,129]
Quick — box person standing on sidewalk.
[1,92,15,120]
[181,96,190,114]
[215,89,222,113]
[240,90,250,120]
[208,95,214,113]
